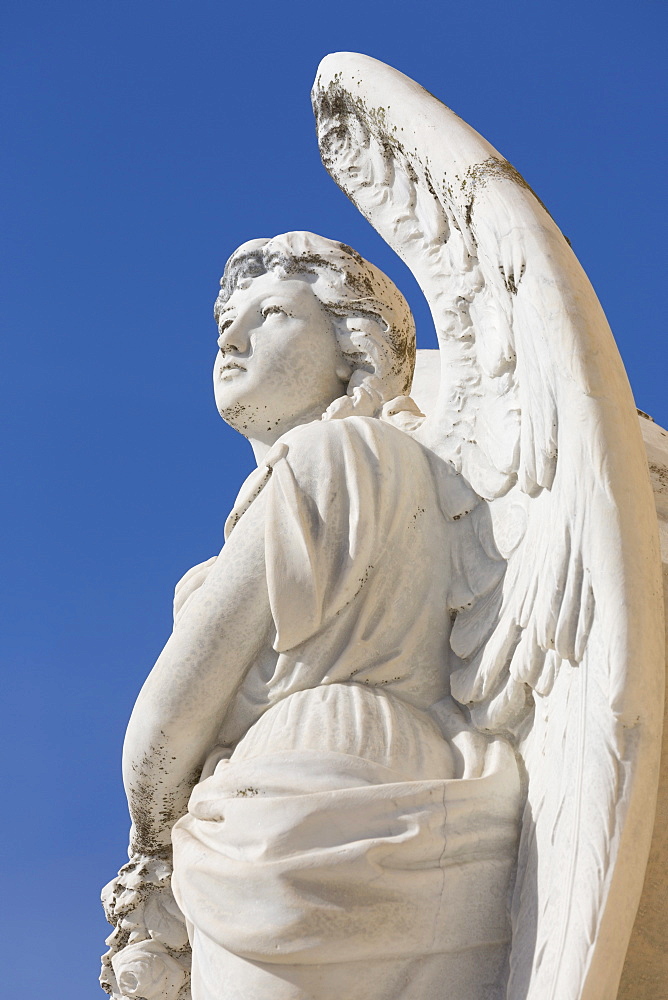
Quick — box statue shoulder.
[277,414,427,468]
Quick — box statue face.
[213,272,346,440]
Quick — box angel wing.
[312,53,664,999]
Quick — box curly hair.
[214,232,416,419]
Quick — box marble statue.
[100,54,665,1000]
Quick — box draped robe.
[171,416,521,1000]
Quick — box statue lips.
[218,361,246,380]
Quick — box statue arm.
[172,555,217,625]
[122,487,272,856]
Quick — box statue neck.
[247,403,327,465]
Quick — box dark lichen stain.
[129,736,200,857]
[467,156,557,227]
[314,76,571,257]
[352,563,374,600]
[499,262,526,296]
[649,462,668,495]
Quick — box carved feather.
[313,53,663,1000]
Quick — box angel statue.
[101,54,664,1000]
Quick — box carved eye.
[261,304,287,319]
[218,318,234,335]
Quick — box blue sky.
[1,1,665,995]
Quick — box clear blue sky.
[1,1,665,995]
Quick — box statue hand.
[173,556,217,624]
[100,854,191,1000]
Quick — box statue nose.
[218,322,249,354]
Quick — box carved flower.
[140,888,190,950]
[111,940,186,1000]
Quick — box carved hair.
[214,232,416,419]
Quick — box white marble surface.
[618,414,668,997]
[313,53,664,999]
[101,54,665,1000]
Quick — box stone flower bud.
[111,940,186,1000]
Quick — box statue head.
[213,232,416,441]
